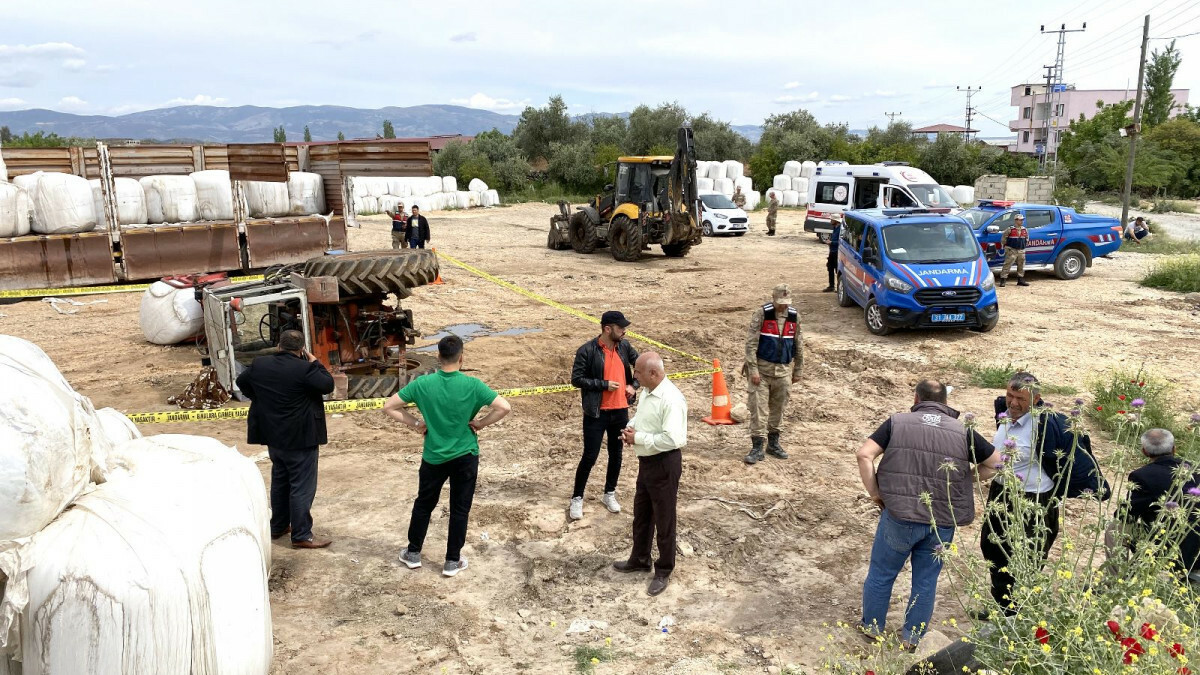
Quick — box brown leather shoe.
[271,526,291,540]
[292,538,332,549]
[612,559,652,573]
[648,576,669,596]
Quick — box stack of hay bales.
[351,175,500,215]
[767,160,816,208]
[695,160,760,210]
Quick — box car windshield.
[958,208,995,227]
[700,194,737,209]
[881,221,980,264]
[907,184,958,208]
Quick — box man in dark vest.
[998,212,1029,287]
[822,213,843,292]
[236,329,336,549]
[742,283,803,464]
[855,380,1001,648]
[407,205,431,249]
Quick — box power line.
[1153,30,1200,38]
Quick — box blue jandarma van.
[835,208,999,335]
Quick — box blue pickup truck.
[958,201,1123,280]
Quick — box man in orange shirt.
[569,311,640,520]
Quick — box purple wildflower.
[998,412,1009,420]
[999,453,1010,463]
[1016,472,1026,482]
[934,543,945,553]
[1165,501,1179,511]
[1187,487,1200,497]
[1070,408,1082,418]
[1004,439,1017,449]
[1191,413,1200,425]
[1075,398,1085,406]
[964,412,976,423]
[1043,402,1055,409]
[1131,398,1145,408]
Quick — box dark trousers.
[629,450,682,578]
[826,259,836,287]
[573,408,628,498]
[268,445,319,543]
[409,239,425,249]
[406,453,479,562]
[980,481,1060,609]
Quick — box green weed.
[951,359,1077,395]
[1140,254,1200,292]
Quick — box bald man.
[613,352,689,596]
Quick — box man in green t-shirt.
[383,335,511,577]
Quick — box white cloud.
[0,97,27,110]
[56,96,89,111]
[164,94,228,106]
[449,92,530,112]
[0,42,85,59]
[450,32,477,43]
[873,90,898,98]
[774,91,819,104]
[783,81,801,89]
[62,58,87,71]
[829,94,854,102]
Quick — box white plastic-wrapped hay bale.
[782,190,800,207]
[244,181,290,218]
[425,177,443,196]
[791,176,810,194]
[95,407,142,447]
[745,190,761,211]
[454,191,471,209]
[783,160,803,178]
[287,172,325,215]
[796,190,809,207]
[0,335,110,541]
[140,176,198,223]
[951,185,975,205]
[766,188,784,204]
[706,163,724,180]
[365,177,387,198]
[714,177,734,196]
[773,174,792,191]
[441,176,457,193]
[30,172,96,234]
[5,434,271,675]
[139,281,203,345]
[800,160,817,178]
[468,178,489,193]
[0,182,31,238]
[694,161,708,179]
[89,177,147,226]
[940,184,953,194]
[696,177,714,191]
[486,189,500,206]
[386,178,410,197]
[360,195,381,214]
[722,160,744,181]
[190,170,234,221]
[379,195,402,215]
[734,176,753,194]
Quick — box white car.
[698,191,748,236]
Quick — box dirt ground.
[3,202,1199,674]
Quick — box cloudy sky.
[2,0,1197,136]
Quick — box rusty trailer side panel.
[120,223,242,281]
[244,216,347,268]
[0,233,118,290]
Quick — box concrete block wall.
[1027,177,1054,203]
[973,174,1055,203]
[974,174,1008,200]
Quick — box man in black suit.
[237,329,336,549]
[1110,428,1200,583]
[407,205,431,249]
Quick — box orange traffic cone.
[431,247,444,284]
[702,359,735,425]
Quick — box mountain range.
[0,104,765,144]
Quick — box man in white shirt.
[612,352,688,596]
[978,371,1061,616]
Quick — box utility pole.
[956,86,980,139]
[884,111,902,124]
[1039,66,1055,171]
[1040,22,1086,174]
[1121,15,1150,229]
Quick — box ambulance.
[804,162,959,242]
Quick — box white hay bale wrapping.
[441,176,457,193]
[800,160,817,178]
[791,176,810,194]
[697,177,714,191]
[287,172,325,215]
[140,176,198,223]
[379,195,403,215]
[706,163,724,180]
[783,161,803,178]
[721,160,744,181]
[796,190,809,207]
[244,181,290,218]
[485,189,500,206]
[96,177,148,226]
[139,281,204,345]
[773,175,792,191]
[714,178,734,196]
[455,191,472,209]
[30,172,96,234]
[190,170,235,221]
[734,176,753,194]
[951,185,975,205]
[782,190,800,207]
[467,178,489,192]
[0,182,31,238]
[766,188,784,204]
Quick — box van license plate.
[931,313,966,323]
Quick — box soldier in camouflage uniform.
[743,284,803,464]
[766,192,779,236]
[732,186,746,209]
[998,213,1030,287]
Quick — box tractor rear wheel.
[609,215,644,262]
[303,250,439,298]
[569,212,599,253]
[662,242,692,257]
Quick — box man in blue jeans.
[854,380,1002,647]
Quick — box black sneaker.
[822,286,835,293]
[1017,278,1030,287]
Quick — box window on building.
[1054,103,1065,116]
[1024,86,1032,96]
[1054,131,1062,144]
[1022,107,1032,119]
[1023,131,1031,143]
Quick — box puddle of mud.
[415,323,542,351]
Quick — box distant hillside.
[0,104,764,144]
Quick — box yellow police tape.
[0,275,266,300]
[434,250,712,366]
[125,367,716,425]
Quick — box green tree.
[513,95,583,161]
[981,147,1039,178]
[916,134,985,186]
[691,113,752,161]
[337,131,345,141]
[273,125,286,142]
[303,125,312,142]
[382,120,395,139]
[0,126,11,144]
[547,140,601,191]
[624,102,688,155]
[589,115,628,149]
[457,153,495,187]
[432,139,471,179]
[1146,117,1200,196]
[748,141,783,192]
[4,131,82,148]
[856,122,924,165]
[759,109,832,162]
[1143,39,1182,128]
